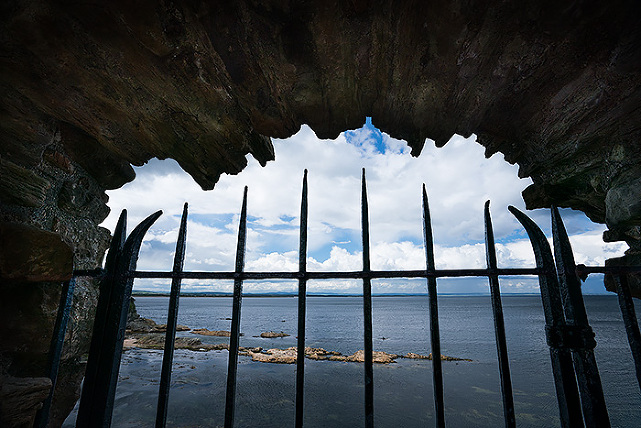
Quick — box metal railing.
[37,169,641,428]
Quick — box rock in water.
[260,331,290,338]
[248,348,298,364]
[192,328,232,337]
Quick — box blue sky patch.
[344,117,386,155]
[188,213,236,229]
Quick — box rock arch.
[1,1,641,425]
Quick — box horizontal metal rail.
[132,268,545,279]
[72,266,641,280]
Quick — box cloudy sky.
[102,118,627,295]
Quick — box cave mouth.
[103,119,626,296]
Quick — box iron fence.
[37,169,641,428]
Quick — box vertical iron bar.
[156,203,189,428]
[483,201,515,428]
[76,210,127,428]
[34,277,76,428]
[224,187,248,428]
[77,211,162,427]
[78,211,162,427]
[422,184,445,428]
[296,170,309,428]
[110,212,162,428]
[101,211,163,428]
[551,207,610,428]
[361,168,374,428]
[613,274,641,391]
[509,206,584,428]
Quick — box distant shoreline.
[132,292,433,298]
[128,292,606,298]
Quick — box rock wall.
[1,0,641,425]
[0,118,109,425]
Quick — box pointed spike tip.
[550,205,563,231]
[484,200,490,210]
[114,209,127,234]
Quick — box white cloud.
[102,122,628,294]
[246,251,298,272]
[566,230,627,265]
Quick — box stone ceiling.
[2,1,641,226]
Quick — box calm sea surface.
[64,294,641,427]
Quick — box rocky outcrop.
[126,317,190,334]
[119,335,470,365]
[405,352,473,362]
[247,348,298,364]
[304,347,343,360]
[260,331,290,338]
[191,328,232,337]
[242,346,470,364]
[1,1,641,424]
[125,335,227,352]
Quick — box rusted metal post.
[361,169,374,428]
[612,274,641,391]
[156,203,189,428]
[509,206,584,428]
[483,201,515,428]
[76,211,126,428]
[224,187,248,428]
[551,207,610,428]
[423,184,445,428]
[77,210,162,428]
[296,170,309,428]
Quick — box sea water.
[63,294,641,427]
